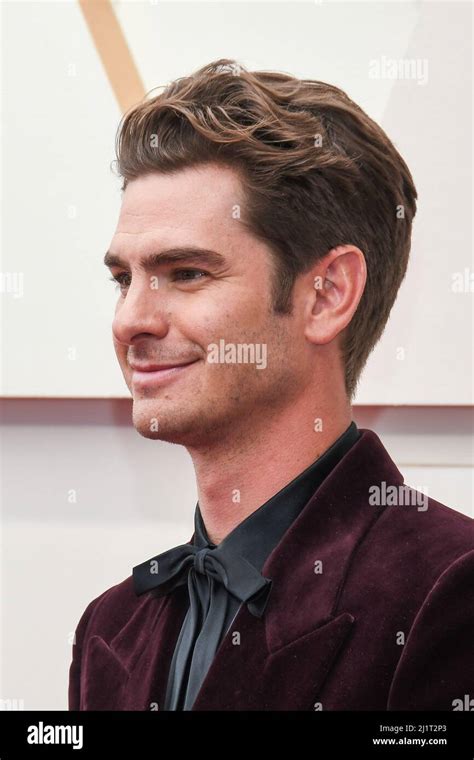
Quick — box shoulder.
[362,490,474,710]
[366,489,473,588]
[72,574,148,647]
[344,428,473,587]
[386,545,474,709]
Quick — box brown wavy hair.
[113,58,418,400]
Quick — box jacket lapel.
[81,428,404,710]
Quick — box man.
[68,58,474,711]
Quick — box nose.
[112,279,170,347]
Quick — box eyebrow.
[103,246,227,271]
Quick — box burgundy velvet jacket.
[68,428,474,711]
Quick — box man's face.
[107,163,311,447]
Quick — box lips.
[129,360,197,372]
[130,359,199,389]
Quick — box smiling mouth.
[130,359,199,388]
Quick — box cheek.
[176,290,270,350]
[176,304,231,341]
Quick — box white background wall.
[1,0,472,711]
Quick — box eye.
[172,269,208,282]
[109,273,131,293]
[108,269,208,293]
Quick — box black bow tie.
[133,542,273,618]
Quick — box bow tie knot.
[194,548,211,575]
[133,542,272,618]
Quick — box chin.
[130,401,191,445]
[132,401,166,438]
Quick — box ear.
[303,245,367,345]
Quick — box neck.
[187,393,352,545]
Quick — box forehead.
[115,163,246,241]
